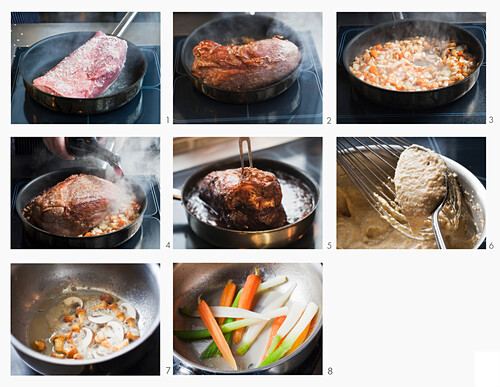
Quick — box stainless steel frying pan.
[11,264,160,375]
[173,157,320,248]
[173,263,323,374]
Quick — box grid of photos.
[8,7,497,387]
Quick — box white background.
[5,1,498,387]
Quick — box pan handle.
[111,12,138,37]
[173,188,182,201]
[392,12,404,20]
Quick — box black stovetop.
[337,23,486,124]
[173,138,322,249]
[11,45,160,124]
[11,174,160,249]
[173,32,322,124]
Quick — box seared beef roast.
[191,36,300,92]
[198,167,287,230]
[27,174,122,236]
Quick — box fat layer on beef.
[33,31,127,98]
[198,167,287,230]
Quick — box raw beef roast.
[27,174,121,236]
[198,167,287,230]
[33,31,127,98]
[191,36,300,91]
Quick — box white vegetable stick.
[190,306,269,320]
[265,301,305,356]
[262,306,289,319]
[257,276,287,293]
[237,283,296,355]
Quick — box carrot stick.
[261,315,286,362]
[285,318,312,356]
[218,280,236,325]
[197,298,237,370]
[233,269,261,344]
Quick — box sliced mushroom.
[104,321,124,346]
[74,327,94,348]
[63,297,83,309]
[119,303,137,320]
[88,312,114,325]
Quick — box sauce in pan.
[186,170,315,229]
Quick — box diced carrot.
[370,49,378,57]
[261,316,286,362]
[198,298,237,370]
[233,269,262,344]
[457,51,464,56]
[218,280,236,325]
[369,65,378,76]
[376,44,383,50]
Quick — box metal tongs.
[239,137,253,175]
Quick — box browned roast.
[191,36,301,92]
[27,174,121,236]
[198,167,287,230]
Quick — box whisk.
[337,137,460,247]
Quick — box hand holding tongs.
[239,137,253,175]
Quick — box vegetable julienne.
[218,280,236,325]
[201,289,242,359]
[233,269,262,345]
[261,315,286,362]
[174,271,319,371]
[197,297,237,370]
[237,283,296,355]
[259,302,319,368]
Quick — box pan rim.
[15,167,147,241]
[19,30,148,101]
[342,19,484,94]
[181,14,303,95]
[180,157,320,235]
